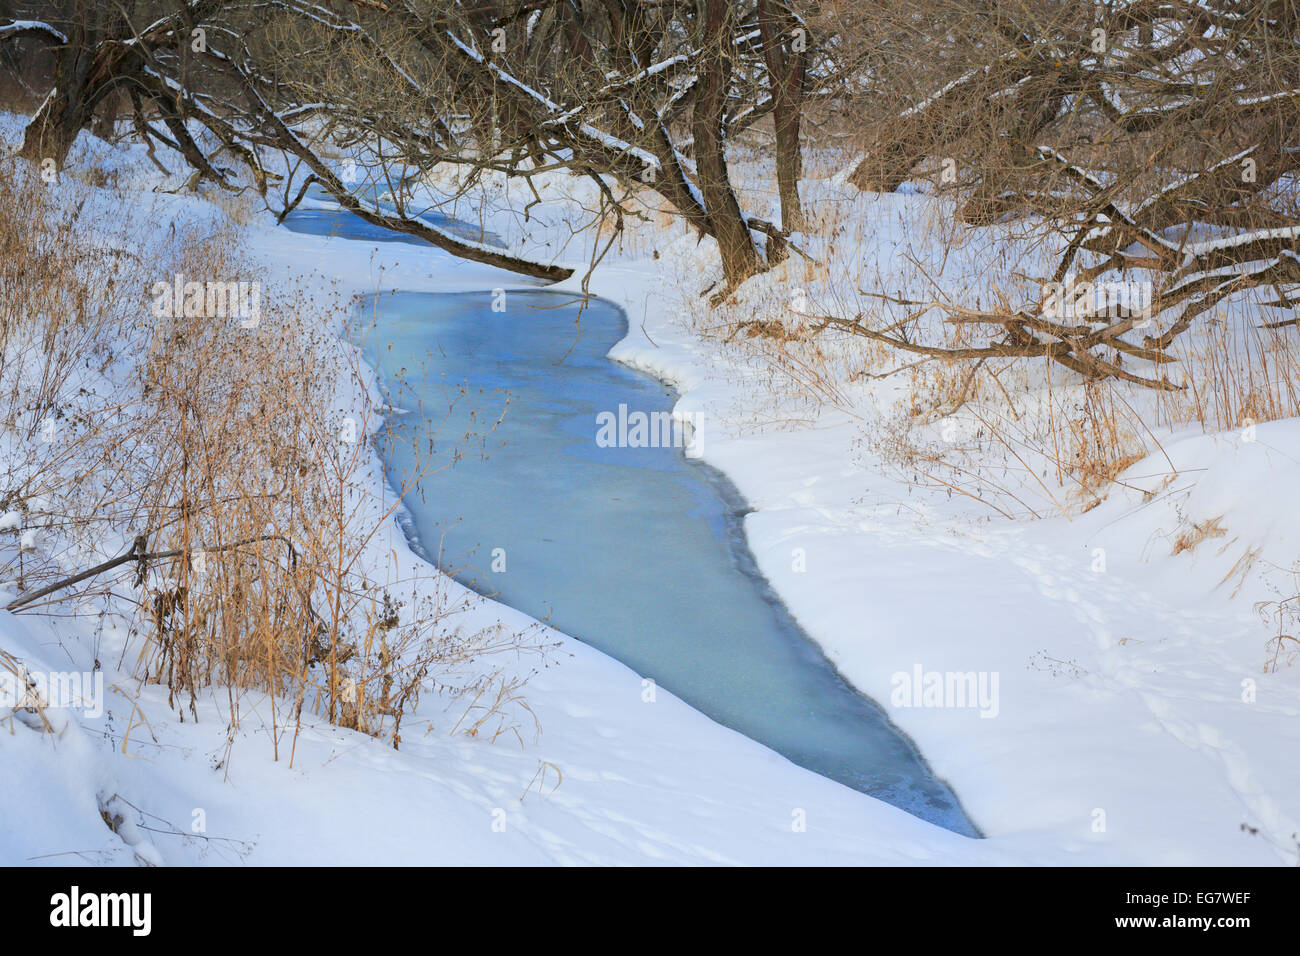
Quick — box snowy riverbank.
[1,123,1000,865]
[3,118,1296,865]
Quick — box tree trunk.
[18,80,91,164]
[17,20,128,166]
[693,0,759,288]
[847,138,926,193]
[757,0,806,234]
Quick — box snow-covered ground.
[581,229,1300,863]
[3,116,1297,865]
[604,304,1300,864]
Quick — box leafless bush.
[807,0,1300,390]
[0,154,538,754]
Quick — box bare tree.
[808,0,1300,388]
[2,0,821,288]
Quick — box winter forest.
[0,0,1297,893]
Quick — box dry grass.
[1255,562,1300,673]
[683,153,1300,520]
[0,647,55,734]
[0,155,536,756]
[450,670,539,748]
[1173,516,1227,556]
[1166,311,1300,436]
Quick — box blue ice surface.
[352,286,980,837]
[280,181,505,248]
[282,197,978,836]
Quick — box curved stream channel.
[286,203,978,836]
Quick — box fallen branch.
[6,533,294,613]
